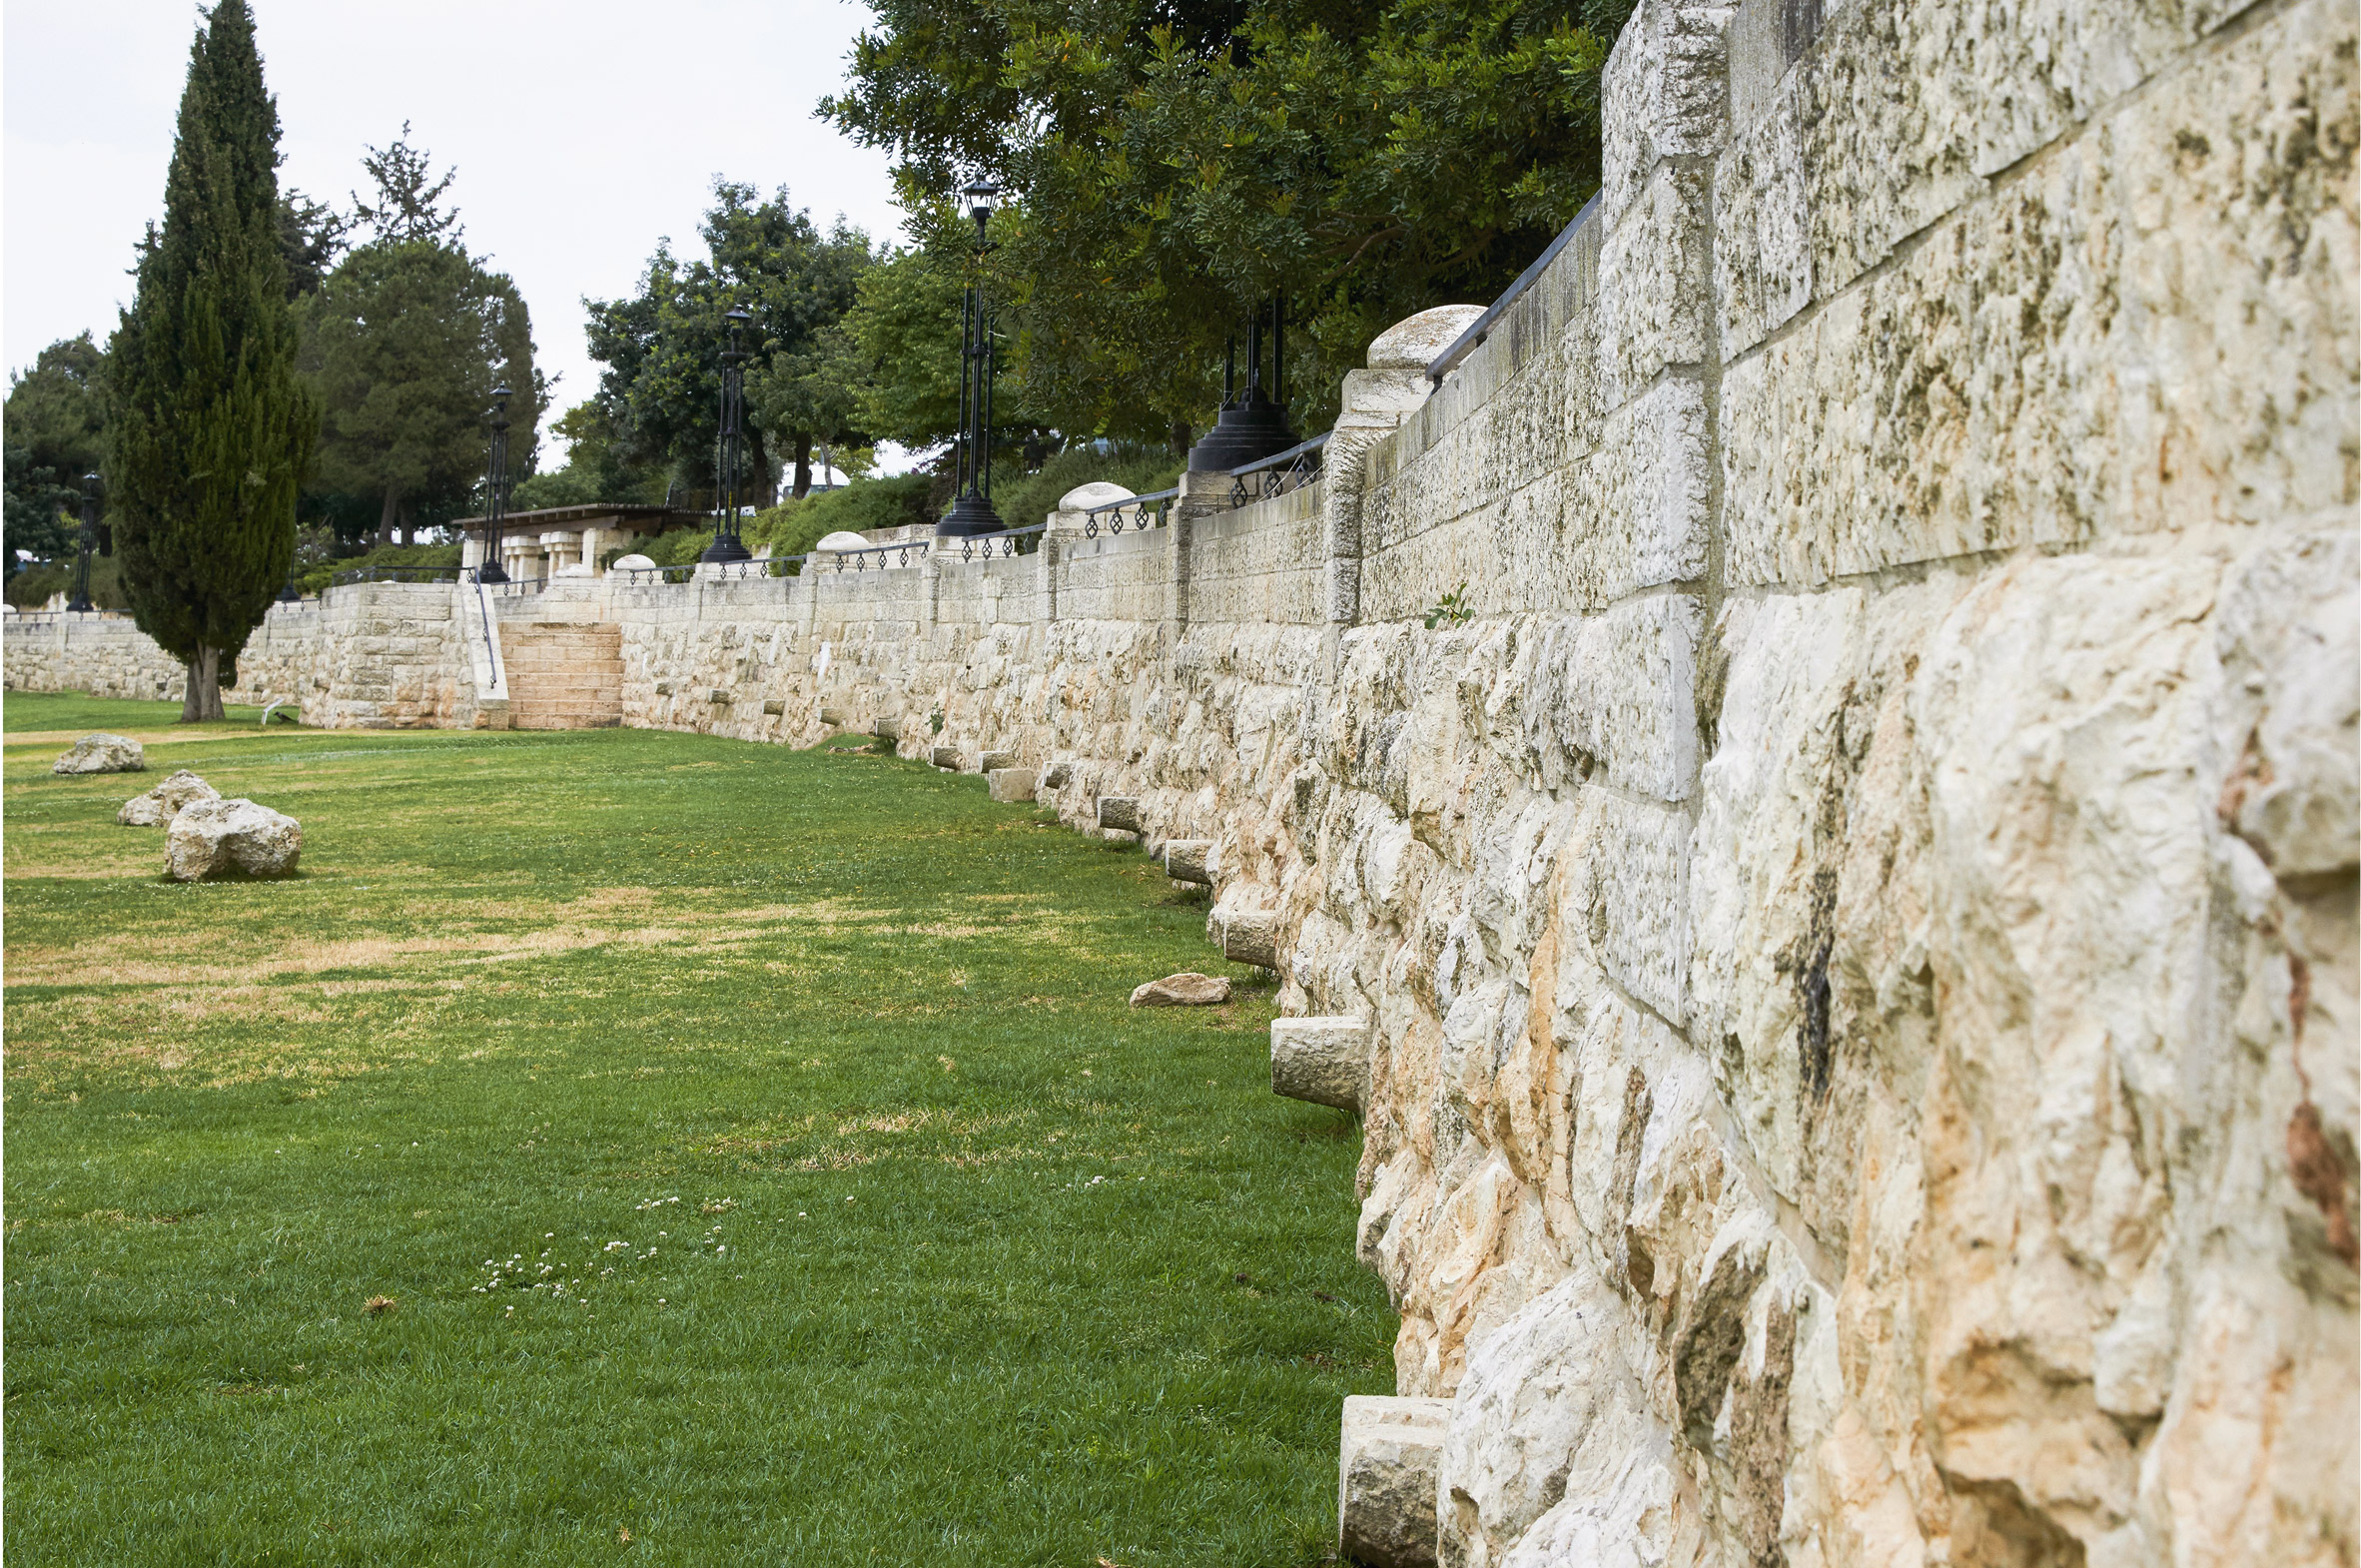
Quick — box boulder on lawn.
[166,798,302,882]
[988,767,1036,804]
[53,733,146,775]
[1130,972,1232,1008]
[119,769,220,826]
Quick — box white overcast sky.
[4,0,908,458]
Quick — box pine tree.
[106,0,312,723]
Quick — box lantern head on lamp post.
[939,178,1005,537]
[66,472,99,612]
[475,385,513,583]
[702,307,755,564]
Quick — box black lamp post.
[938,178,1004,537]
[66,472,99,612]
[475,385,512,583]
[1185,295,1297,471]
[702,307,754,563]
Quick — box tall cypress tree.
[107,0,311,722]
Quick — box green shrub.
[745,474,934,560]
[297,541,461,597]
[987,443,1181,534]
[4,553,128,611]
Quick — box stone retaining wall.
[2,3,2351,1561]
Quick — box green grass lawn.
[3,691,1387,1566]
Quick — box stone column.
[1323,306,1483,626]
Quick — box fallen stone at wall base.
[1097,796,1142,834]
[166,798,301,881]
[931,746,960,770]
[1165,839,1215,885]
[1339,1395,1450,1568]
[1040,759,1075,789]
[53,733,145,775]
[1271,1017,1369,1111]
[1223,911,1280,969]
[979,749,1019,773]
[987,768,1036,804]
[118,770,219,826]
[1130,973,1232,1008]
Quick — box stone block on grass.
[119,769,219,826]
[931,746,960,770]
[1097,796,1142,834]
[987,768,1036,804]
[1165,839,1215,885]
[167,798,301,882]
[54,733,145,775]
[1223,910,1280,970]
[1339,1396,1449,1568]
[1131,973,1231,1008]
[1271,1017,1370,1112]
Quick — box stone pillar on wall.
[1172,470,1230,636]
[1042,483,1133,625]
[1324,306,1481,625]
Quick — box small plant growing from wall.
[1424,583,1474,629]
[930,710,945,736]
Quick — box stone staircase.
[502,621,623,729]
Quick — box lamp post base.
[700,534,753,564]
[475,561,509,584]
[936,492,1005,537]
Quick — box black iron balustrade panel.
[1226,429,1330,508]
[950,524,1046,562]
[826,539,932,573]
[1081,487,1178,539]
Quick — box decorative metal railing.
[1426,190,1603,387]
[1082,487,1177,538]
[824,538,931,572]
[1226,430,1330,507]
[945,524,1047,561]
[614,563,701,585]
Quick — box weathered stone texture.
[5,6,2351,1565]
[166,798,301,881]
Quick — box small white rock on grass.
[118,769,219,826]
[52,732,145,775]
[1129,972,1231,1008]
[166,798,302,882]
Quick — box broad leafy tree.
[106,0,313,722]
[299,128,540,544]
[3,335,108,571]
[823,0,1633,438]
[300,242,539,543]
[587,183,873,502]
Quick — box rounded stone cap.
[814,530,871,552]
[1058,481,1135,511]
[609,553,655,571]
[1366,305,1487,370]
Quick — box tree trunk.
[181,645,225,723]
[793,432,814,499]
[378,487,399,548]
[1170,420,1192,458]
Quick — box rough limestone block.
[167,798,302,882]
[1097,796,1142,834]
[707,689,730,704]
[820,705,848,725]
[987,768,1036,804]
[1223,911,1280,970]
[1165,839,1215,885]
[1339,1396,1450,1568]
[53,733,145,775]
[1041,759,1075,790]
[1130,973,1231,1008]
[978,749,1018,773]
[1270,1017,1369,1112]
[874,716,902,741]
[931,746,960,770]
[762,698,785,716]
[118,769,219,826]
